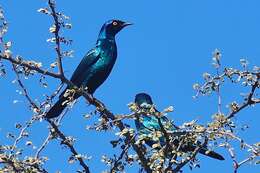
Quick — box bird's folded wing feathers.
[141,116,161,131]
[69,47,101,86]
[141,116,190,136]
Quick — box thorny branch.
[34,131,52,159]
[165,139,185,172]
[47,119,91,173]
[227,79,260,119]
[48,0,64,77]
[12,63,39,111]
[10,61,91,173]
[0,156,48,173]
[173,138,208,173]
[109,140,131,173]
[0,55,61,78]
[10,64,41,151]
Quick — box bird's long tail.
[199,147,225,160]
[45,95,68,119]
[45,87,73,119]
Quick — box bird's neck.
[96,30,117,57]
[97,28,115,42]
[96,37,115,45]
[97,31,116,44]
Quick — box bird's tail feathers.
[199,147,225,160]
[45,95,67,119]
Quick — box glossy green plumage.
[70,39,117,94]
[134,93,225,160]
[135,113,175,137]
[45,20,131,119]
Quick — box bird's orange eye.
[112,21,118,26]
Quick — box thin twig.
[35,132,52,159]
[227,80,259,119]
[11,64,40,151]
[110,140,131,173]
[47,119,91,173]
[11,117,36,152]
[35,110,67,158]
[48,0,64,76]
[40,83,64,110]
[173,137,208,172]
[216,65,222,114]
[12,63,39,110]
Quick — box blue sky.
[0,0,259,172]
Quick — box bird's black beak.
[122,22,133,27]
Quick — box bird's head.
[99,19,132,39]
[135,93,161,116]
[135,93,154,109]
[134,93,161,117]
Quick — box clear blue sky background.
[0,0,259,172]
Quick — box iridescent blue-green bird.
[45,20,132,119]
[134,93,224,160]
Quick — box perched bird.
[134,93,224,160]
[45,20,132,119]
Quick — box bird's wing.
[135,115,156,134]
[141,116,161,131]
[159,116,192,137]
[70,47,101,86]
[137,115,180,135]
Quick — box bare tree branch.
[227,79,259,119]
[0,55,61,79]
[47,119,91,173]
[48,0,64,77]
[172,138,208,173]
